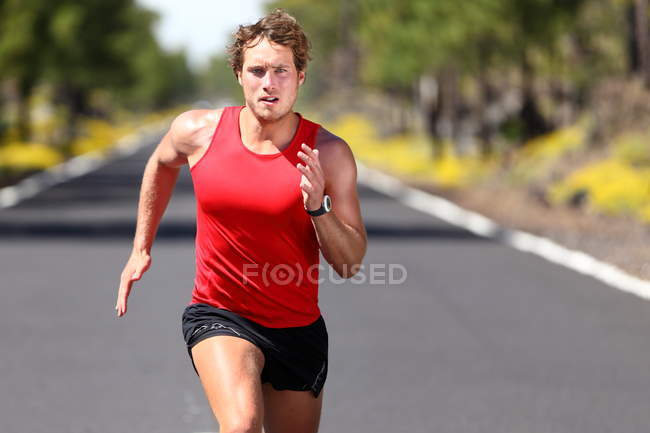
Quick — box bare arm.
[115,110,218,317]
[132,142,182,254]
[297,129,367,278]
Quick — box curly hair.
[227,9,312,77]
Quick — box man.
[115,9,366,433]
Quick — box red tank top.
[188,106,322,327]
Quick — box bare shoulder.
[314,126,357,190]
[169,108,225,153]
[315,126,355,165]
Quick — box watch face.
[323,195,332,211]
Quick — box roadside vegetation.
[3,0,650,231]
[0,1,199,187]
[270,0,650,228]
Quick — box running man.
[115,9,367,433]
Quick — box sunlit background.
[1,0,649,277]
[3,3,650,432]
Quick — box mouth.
[259,96,279,105]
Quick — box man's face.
[238,37,305,122]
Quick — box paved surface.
[2,137,650,433]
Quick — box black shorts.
[181,303,328,398]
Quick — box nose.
[262,70,277,92]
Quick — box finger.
[300,173,312,187]
[297,150,320,169]
[301,143,317,157]
[297,163,324,190]
[296,163,320,185]
[117,292,128,317]
[119,271,132,294]
[117,282,126,308]
[116,295,123,316]
[301,143,321,164]
[300,184,315,195]
[301,172,322,192]
[297,151,312,165]
[298,148,324,178]
[300,176,314,192]
[116,275,133,314]
[116,293,125,316]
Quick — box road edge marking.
[356,162,650,300]
[0,120,170,210]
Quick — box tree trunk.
[476,44,495,159]
[627,4,640,73]
[431,68,459,158]
[56,83,90,153]
[424,70,455,158]
[635,0,650,86]
[331,0,359,93]
[520,54,549,142]
[16,79,34,142]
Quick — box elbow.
[338,241,367,279]
[333,259,364,279]
[329,236,367,279]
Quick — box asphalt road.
[2,136,650,433]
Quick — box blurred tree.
[627,0,650,85]
[358,0,507,153]
[0,0,196,147]
[0,0,55,140]
[199,54,243,104]
[358,0,585,148]
[114,5,195,110]
[161,50,196,105]
[45,0,135,143]
[265,0,350,100]
[505,0,585,141]
[259,0,638,157]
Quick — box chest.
[192,141,305,218]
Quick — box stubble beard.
[252,103,290,124]
[246,86,299,125]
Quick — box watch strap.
[306,205,328,216]
[306,195,331,216]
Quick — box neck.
[240,105,299,151]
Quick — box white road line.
[0,121,169,210]
[357,162,650,300]
[4,134,648,300]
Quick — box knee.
[221,418,262,433]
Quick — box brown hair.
[227,9,311,77]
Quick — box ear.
[298,70,306,86]
[237,71,242,86]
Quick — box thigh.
[191,335,266,433]
[262,383,324,433]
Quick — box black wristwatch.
[306,195,332,217]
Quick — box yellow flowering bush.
[316,111,650,225]
[612,132,650,166]
[328,113,494,187]
[512,124,587,182]
[550,159,650,217]
[522,124,586,159]
[0,106,182,187]
[70,119,133,156]
[430,145,498,187]
[0,142,63,171]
